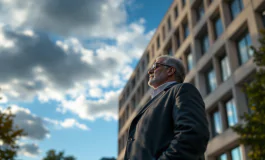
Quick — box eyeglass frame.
[148,62,174,72]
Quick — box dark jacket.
[124,83,209,160]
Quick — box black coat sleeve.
[158,83,210,160]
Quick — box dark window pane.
[175,32,181,48]
[262,11,265,27]
[218,154,228,160]
[157,36,160,49]
[226,99,238,127]
[182,0,186,7]
[237,33,253,64]
[231,147,242,160]
[162,26,166,40]
[201,34,209,54]
[175,6,178,19]
[167,47,173,56]
[206,68,217,93]
[196,3,204,21]
[168,17,171,30]
[220,56,231,81]
[229,0,243,20]
[214,16,223,38]
[184,23,189,39]
[212,110,222,136]
[187,52,193,71]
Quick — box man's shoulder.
[170,83,199,95]
[171,82,196,90]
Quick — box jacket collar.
[151,81,178,99]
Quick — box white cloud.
[60,90,121,121]
[44,118,90,131]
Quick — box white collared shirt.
[151,81,177,99]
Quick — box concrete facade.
[118,0,265,159]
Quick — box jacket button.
[128,137,134,141]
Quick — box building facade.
[118,0,265,159]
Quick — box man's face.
[148,58,169,89]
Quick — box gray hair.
[157,55,186,83]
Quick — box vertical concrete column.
[232,85,248,122]
[225,40,239,73]
[187,6,194,35]
[247,5,261,49]
[242,0,252,9]
[220,1,231,29]
[207,20,215,46]
[242,145,251,160]
[181,53,188,73]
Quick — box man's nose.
[148,68,154,74]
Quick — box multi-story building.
[118,0,265,159]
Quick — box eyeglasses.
[149,62,173,71]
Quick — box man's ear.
[167,67,176,76]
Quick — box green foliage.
[232,29,265,159]
[42,149,76,160]
[0,107,24,160]
[99,157,116,160]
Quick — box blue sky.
[0,0,172,159]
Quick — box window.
[231,146,242,160]
[214,16,223,39]
[220,55,231,81]
[201,33,209,54]
[196,2,204,21]
[183,22,189,39]
[166,46,173,56]
[212,110,222,136]
[168,16,171,30]
[175,32,181,49]
[182,0,186,8]
[225,99,238,127]
[262,10,265,27]
[162,26,166,40]
[157,36,160,49]
[237,32,253,64]
[152,45,155,58]
[229,0,244,20]
[217,146,243,160]
[206,67,217,93]
[187,52,193,71]
[218,154,227,160]
[146,52,150,65]
[174,6,178,19]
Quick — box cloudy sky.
[0,0,173,159]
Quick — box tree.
[232,29,265,159]
[42,149,76,160]
[0,107,24,160]
[99,157,116,160]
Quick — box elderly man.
[124,55,209,160]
